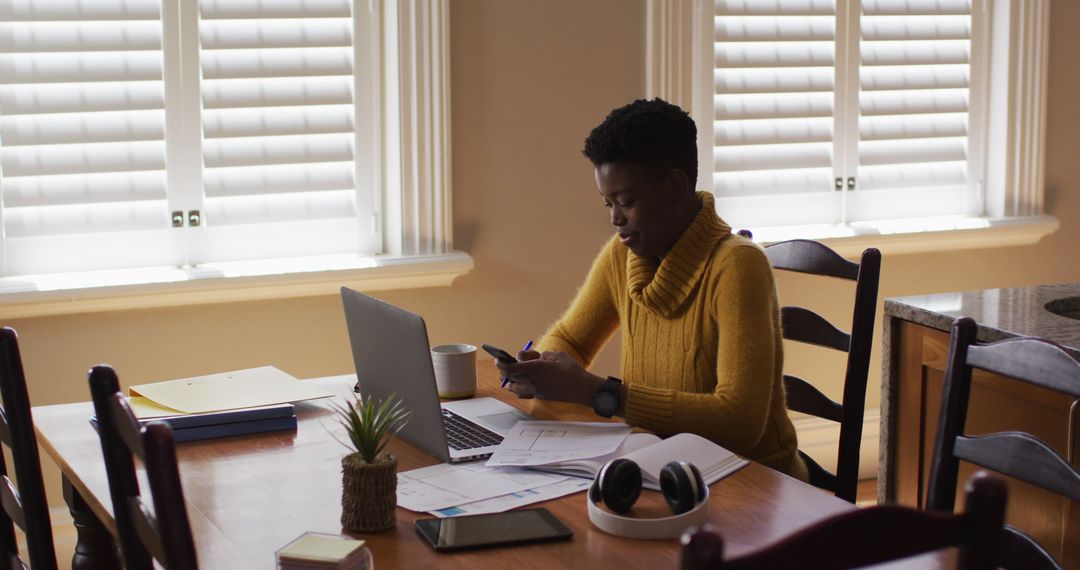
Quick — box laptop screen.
[340,287,451,462]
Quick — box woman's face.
[595,162,689,259]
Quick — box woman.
[497,99,807,480]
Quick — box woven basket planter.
[341,452,398,532]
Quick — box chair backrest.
[680,471,1007,570]
[0,328,57,570]
[89,365,198,570]
[927,316,1080,570]
[759,238,881,503]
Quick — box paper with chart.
[396,462,571,512]
[428,477,592,518]
[484,421,632,467]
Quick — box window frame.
[647,0,1057,253]
[0,0,468,316]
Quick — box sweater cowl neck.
[626,191,732,317]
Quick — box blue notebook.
[167,414,297,443]
[91,403,297,443]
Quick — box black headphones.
[587,458,710,539]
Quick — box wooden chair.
[751,235,882,503]
[0,328,57,570]
[89,365,198,570]
[680,471,1007,570]
[927,317,1080,570]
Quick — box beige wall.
[5,0,1079,505]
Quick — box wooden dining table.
[33,362,942,569]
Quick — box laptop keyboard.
[441,409,504,450]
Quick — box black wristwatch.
[592,376,622,418]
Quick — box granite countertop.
[884,282,1080,358]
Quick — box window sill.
[0,252,474,319]
[746,215,1060,258]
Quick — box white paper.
[396,463,570,512]
[620,432,749,489]
[484,421,632,467]
[427,477,592,518]
[530,433,661,479]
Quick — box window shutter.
[0,0,175,276]
[705,0,977,229]
[196,0,374,264]
[850,0,973,220]
[709,0,841,228]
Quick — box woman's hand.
[517,348,541,361]
[500,349,540,398]
[495,351,603,405]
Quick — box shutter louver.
[713,0,836,197]
[711,0,840,227]
[0,0,173,275]
[197,0,364,263]
[853,0,972,218]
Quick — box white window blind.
[0,0,175,275]
[196,0,375,264]
[712,0,840,227]
[705,0,976,229]
[851,0,972,220]
[0,0,453,290]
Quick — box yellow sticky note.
[277,532,366,564]
[129,366,332,414]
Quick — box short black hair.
[582,98,698,189]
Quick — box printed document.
[396,463,570,512]
[484,421,632,467]
[529,432,662,478]
[428,477,592,518]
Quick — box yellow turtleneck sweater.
[538,192,807,480]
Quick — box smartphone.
[481,343,518,364]
[414,508,572,552]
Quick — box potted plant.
[335,393,411,532]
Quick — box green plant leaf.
[333,392,412,462]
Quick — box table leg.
[62,476,121,570]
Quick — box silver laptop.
[341,287,532,463]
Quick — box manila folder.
[129,366,333,414]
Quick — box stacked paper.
[487,421,748,492]
[396,421,747,519]
[115,366,333,443]
[277,533,371,570]
[395,422,633,519]
[484,421,632,467]
[396,463,576,514]
[129,366,333,414]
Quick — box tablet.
[414,508,573,552]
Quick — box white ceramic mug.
[430,344,477,398]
